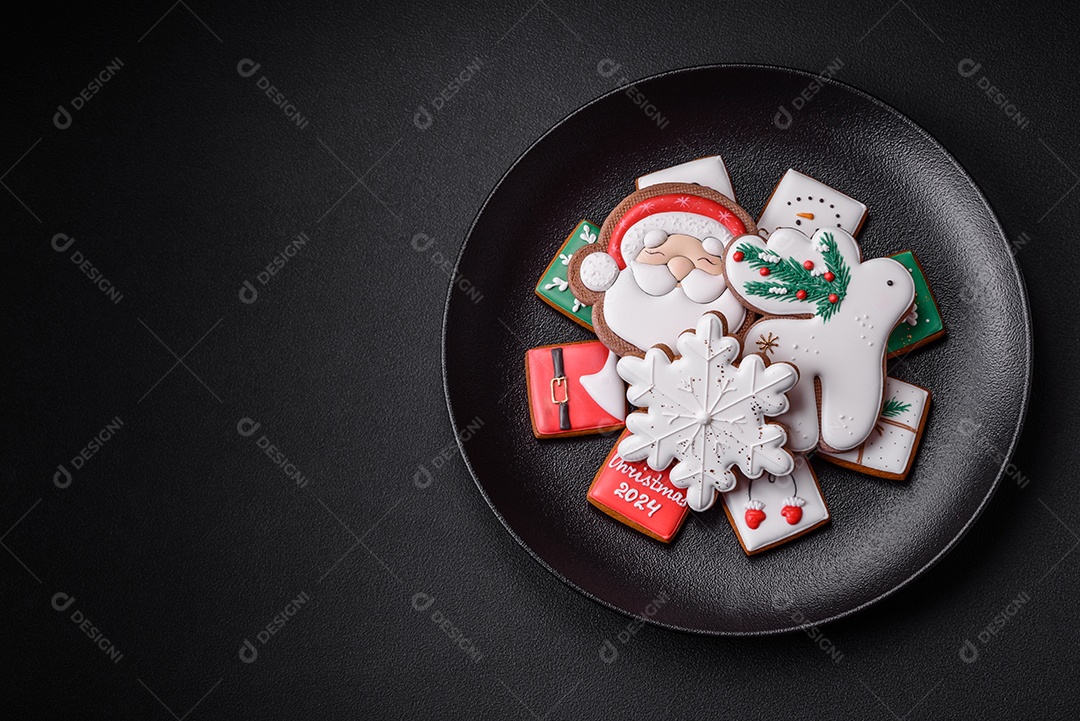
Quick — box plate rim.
[441,62,1034,636]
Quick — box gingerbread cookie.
[818,377,931,480]
[568,183,757,358]
[756,169,868,238]
[886,251,946,357]
[719,454,830,555]
[636,155,736,202]
[525,340,626,439]
[615,312,799,512]
[724,228,915,453]
[587,431,690,543]
[534,220,600,329]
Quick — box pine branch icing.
[737,232,852,321]
[881,398,911,418]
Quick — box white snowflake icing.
[616,313,798,512]
[545,276,569,292]
[580,225,598,244]
[559,252,572,266]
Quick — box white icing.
[637,155,736,201]
[726,228,915,452]
[620,212,733,265]
[719,455,829,552]
[616,314,798,512]
[644,229,668,248]
[768,287,788,295]
[603,267,747,352]
[819,377,929,475]
[745,499,764,511]
[580,252,620,292]
[756,169,868,238]
[759,252,780,263]
[579,350,627,421]
[701,233,731,256]
[905,306,919,326]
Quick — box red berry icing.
[745,508,766,529]
[828,293,839,304]
[759,267,770,277]
[795,289,807,300]
[732,251,744,262]
[824,271,835,282]
[803,260,814,270]
[780,505,803,525]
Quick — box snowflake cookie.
[615,312,799,512]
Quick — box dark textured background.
[3,1,1074,718]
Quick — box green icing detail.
[535,220,599,329]
[739,232,852,322]
[881,398,911,418]
[887,251,944,355]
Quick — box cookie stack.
[528,158,944,554]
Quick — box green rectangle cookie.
[534,220,600,330]
[887,250,945,357]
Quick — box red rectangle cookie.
[587,432,690,543]
[525,340,626,439]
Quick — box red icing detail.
[780,505,803,525]
[803,260,814,270]
[607,194,748,269]
[745,508,766,529]
[759,267,770,277]
[795,289,807,300]
[828,293,839,304]
[526,341,624,437]
[824,271,835,282]
[732,251,744,262]
[587,433,690,542]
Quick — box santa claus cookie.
[724,228,915,453]
[567,183,757,358]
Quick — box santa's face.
[629,231,727,303]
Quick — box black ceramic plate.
[443,65,1031,635]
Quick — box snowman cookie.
[568,183,757,358]
[724,228,915,453]
[756,169,868,238]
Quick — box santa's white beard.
[603,267,747,352]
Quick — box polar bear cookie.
[724,228,915,453]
